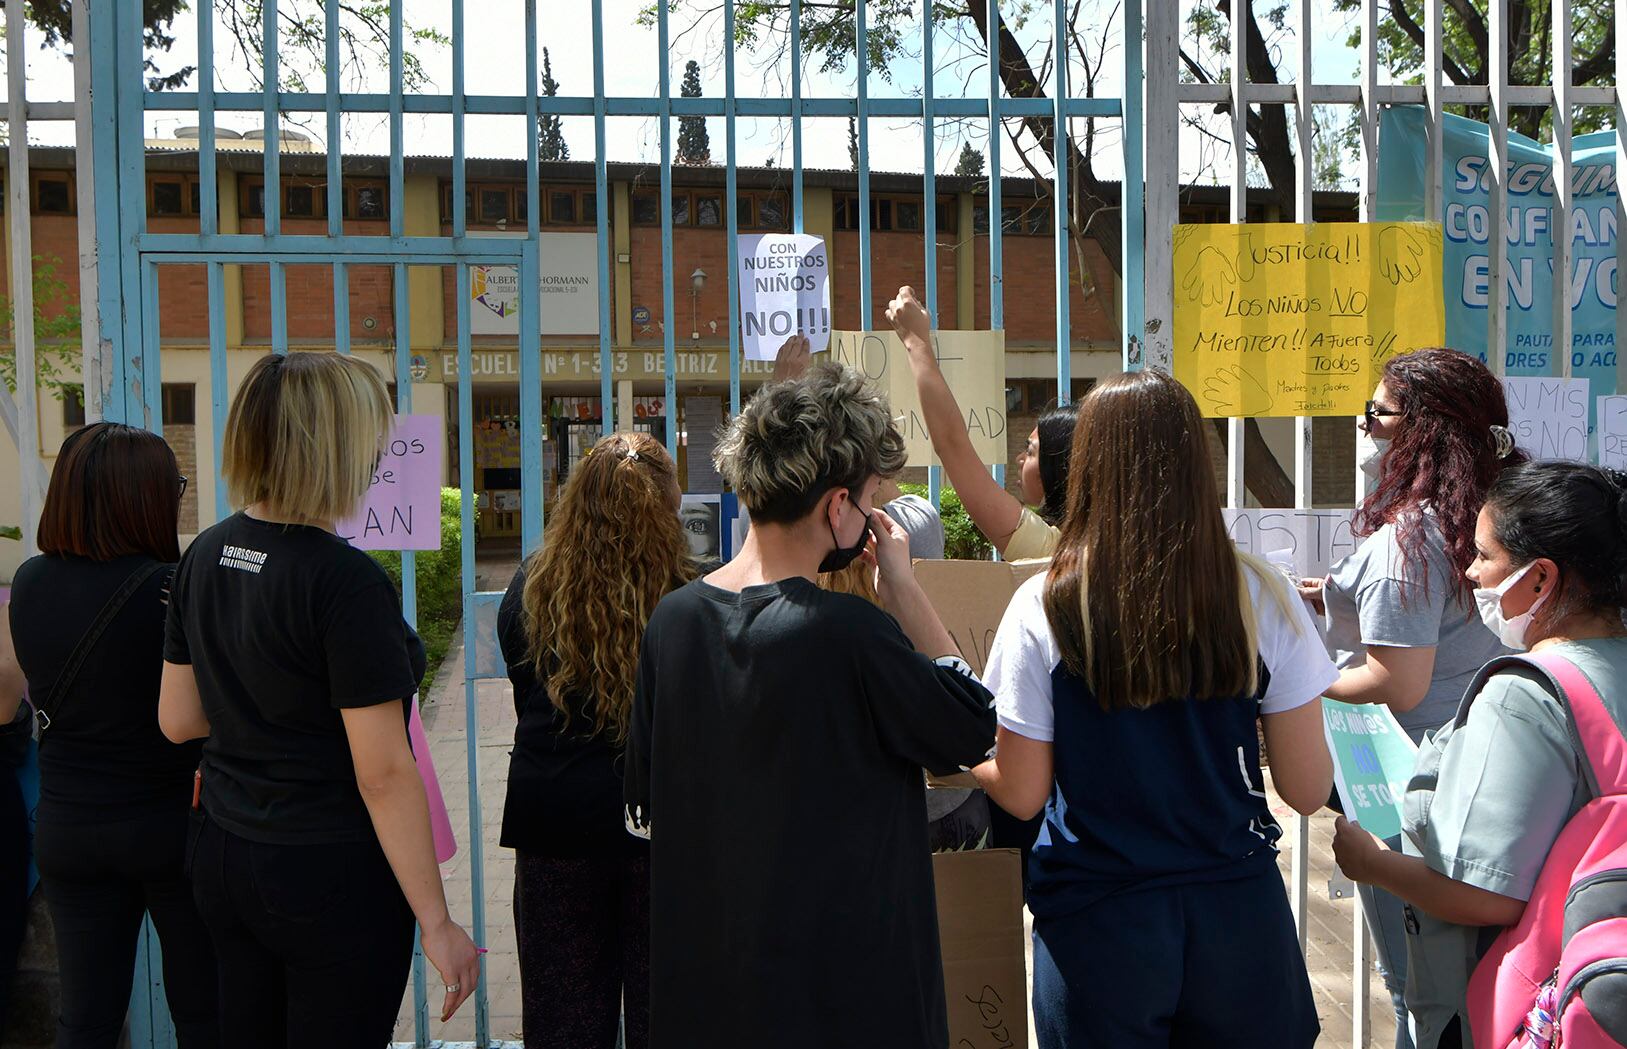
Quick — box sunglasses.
[1364,400,1403,431]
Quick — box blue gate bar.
[1119,0,1144,368]
[116,0,147,423]
[521,245,545,556]
[325,0,345,348]
[140,259,163,433]
[197,0,217,239]
[261,0,279,241]
[855,0,872,326]
[1052,0,1070,402]
[270,261,288,354]
[658,2,677,449]
[452,262,492,1048]
[986,0,1004,332]
[136,234,540,257]
[790,0,804,232]
[207,262,229,521]
[923,0,942,508]
[592,0,617,444]
[390,2,405,243]
[724,0,741,418]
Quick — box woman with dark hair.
[886,286,1076,559]
[973,369,1337,1048]
[1335,461,1627,1048]
[7,422,218,1048]
[1300,347,1522,1048]
[499,432,700,1049]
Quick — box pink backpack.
[1467,651,1627,1049]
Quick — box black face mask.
[817,497,872,575]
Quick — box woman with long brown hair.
[497,432,697,1049]
[1300,347,1521,1048]
[8,423,218,1048]
[973,370,1336,1048]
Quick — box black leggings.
[514,852,649,1049]
[189,814,414,1049]
[34,804,218,1049]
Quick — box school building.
[0,137,1362,575]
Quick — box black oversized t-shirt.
[12,554,200,820]
[626,577,997,1049]
[164,512,425,845]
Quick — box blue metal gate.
[81,0,1146,1044]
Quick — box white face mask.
[1357,432,1391,480]
[1473,561,1552,651]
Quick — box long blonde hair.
[521,433,696,741]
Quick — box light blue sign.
[1376,107,1618,396]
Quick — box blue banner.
[1376,106,1618,395]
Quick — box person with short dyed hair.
[159,351,479,1048]
[625,360,996,1049]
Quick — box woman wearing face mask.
[1299,348,1522,1048]
[885,286,1076,560]
[625,361,996,1049]
[1332,461,1627,1049]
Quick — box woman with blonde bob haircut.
[159,351,479,1049]
[974,369,1338,1049]
[497,431,697,1049]
[625,360,997,1049]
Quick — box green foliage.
[539,48,570,162]
[898,483,993,561]
[369,489,473,695]
[953,143,985,179]
[0,254,84,399]
[678,61,712,165]
[848,117,860,170]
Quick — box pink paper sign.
[339,414,444,551]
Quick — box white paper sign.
[1599,396,1627,471]
[738,233,831,360]
[470,232,601,336]
[1222,508,1359,578]
[1502,376,1590,461]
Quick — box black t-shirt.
[11,554,200,821]
[497,564,648,857]
[164,512,425,845]
[626,577,997,1049]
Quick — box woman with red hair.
[1301,347,1523,1049]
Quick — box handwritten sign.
[738,233,830,360]
[1173,222,1446,417]
[1502,376,1590,460]
[1323,700,1418,841]
[1599,396,1627,470]
[830,330,1007,468]
[338,415,444,551]
[1222,508,1358,578]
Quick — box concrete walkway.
[397,598,1396,1048]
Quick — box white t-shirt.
[987,564,1339,742]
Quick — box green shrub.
[897,483,992,561]
[370,488,472,693]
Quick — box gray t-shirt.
[1399,637,1627,1048]
[1323,513,1509,738]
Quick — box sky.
[8,0,1364,183]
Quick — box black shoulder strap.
[35,561,167,733]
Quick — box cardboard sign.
[338,415,444,551]
[1222,508,1359,578]
[1173,222,1446,417]
[1599,395,1627,470]
[913,559,1048,677]
[830,330,1008,468]
[1502,376,1590,460]
[934,849,1027,1049]
[738,233,831,360]
[1323,699,1418,841]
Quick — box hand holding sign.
[1201,364,1274,417]
[1377,225,1426,286]
[1331,815,1388,882]
[885,285,934,350]
[771,334,812,383]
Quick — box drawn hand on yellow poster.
[1173,222,1446,418]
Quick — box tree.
[0,255,85,398]
[953,143,985,179]
[538,47,570,162]
[848,117,860,170]
[677,60,712,165]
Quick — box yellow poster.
[829,330,1007,468]
[1172,222,1446,417]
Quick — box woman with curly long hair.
[1299,347,1523,1049]
[497,432,698,1049]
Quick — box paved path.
[397,581,1396,1048]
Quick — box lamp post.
[690,267,706,344]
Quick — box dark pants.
[1032,867,1319,1049]
[513,851,649,1049]
[189,814,414,1049]
[0,770,28,1045]
[34,805,218,1049]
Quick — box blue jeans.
[1358,876,1417,1049]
